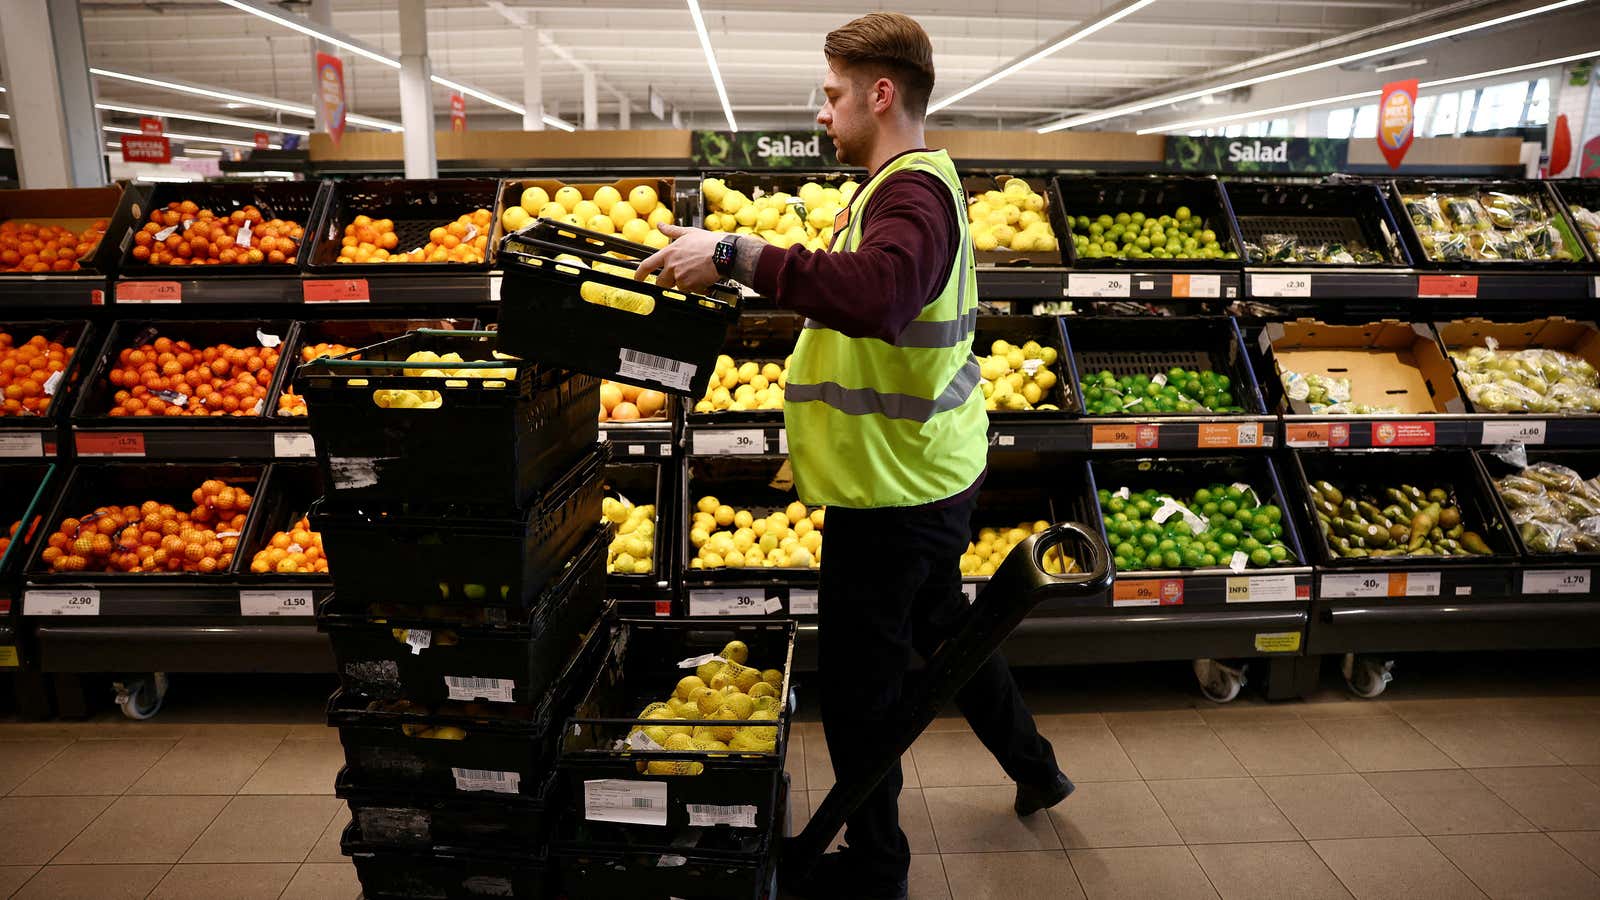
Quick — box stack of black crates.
[297,328,607,899]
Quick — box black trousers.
[817,496,1059,884]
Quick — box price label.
[1417,274,1478,298]
[488,274,503,302]
[1067,274,1130,298]
[1252,273,1312,298]
[75,432,146,457]
[689,589,765,616]
[273,432,316,458]
[1370,421,1436,447]
[0,433,44,458]
[1321,572,1441,599]
[777,429,789,455]
[303,279,371,303]
[453,768,520,795]
[1522,569,1590,595]
[1171,273,1221,298]
[24,589,100,616]
[1285,421,1351,448]
[1112,579,1183,607]
[1091,423,1159,450]
[788,589,818,616]
[1481,420,1546,446]
[116,281,182,303]
[1225,574,1297,604]
[1198,422,1261,449]
[692,429,765,455]
[585,779,668,826]
[239,590,313,617]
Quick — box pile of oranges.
[249,517,329,574]
[0,520,19,558]
[104,335,280,418]
[130,201,303,267]
[337,210,492,264]
[1,331,74,417]
[277,342,356,416]
[39,480,251,574]
[0,219,108,273]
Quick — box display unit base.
[995,607,1308,666]
[34,623,334,673]
[1308,598,1600,655]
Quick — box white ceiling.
[0,0,1594,148]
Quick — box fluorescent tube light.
[212,0,400,69]
[687,0,738,131]
[1374,58,1429,73]
[104,123,282,150]
[96,102,312,137]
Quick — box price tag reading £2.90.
[24,589,100,616]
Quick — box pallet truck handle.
[783,522,1113,877]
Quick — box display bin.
[311,444,606,609]
[1475,447,1600,562]
[0,184,142,278]
[1222,181,1410,267]
[559,617,795,847]
[1053,175,1243,268]
[235,462,330,583]
[303,178,503,273]
[337,767,557,856]
[1389,178,1593,268]
[1259,319,1466,416]
[496,219,743,398]
[960,172,1070,266]
[975,314,1080,417]
[69,319,298,424]
[346,833,552,900]
[603,461,674,597]
[0,319,98,453]
[297,328,598,510]
[498,175,679,231]
[961,453,1099,604]
[699,170,853,223]
[1551,179,1600,263]
[116,180,323,276]
[1431,317,1600,417]
[687,311,802,427]
[273,317,475,419]
[320,526,607,706]
[682,456,823,590]
[1067,315,1266,416]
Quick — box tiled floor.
[1,656,1598,899]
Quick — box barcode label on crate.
[452,768,520,794]
[618,348,695,393]
[328,457,381,490]
[585,779,669,826]
[404,629,431,655]
[686,803,758,828]
[444,675,516,703]
[789,589,819,616]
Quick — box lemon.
[798,182,824,206]
[644,230,670,249]
[592,185,622,211]
[1011,231,1037,252]
[519,185,551,213]
[571,200,599,223]
[501,205,531,233]
[749,681,777,700]
[620,218,651,244]
[786,501,808,524]
[555,185,582,212]
[610,201,638,227]
[719,190,747,216]
[648,206,674,228]
[756,207,781,231]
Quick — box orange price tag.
[115,281,181,303]
[303,279,371,303]
[75,432,146,457]
[1417,274,1478,298]
[1092,424,1159,449]
[1112,578,1184,607]
[1285,421,1351,448]
[1198,422,1262,448]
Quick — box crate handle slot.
[371,389,442,410]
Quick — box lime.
[1269,544,1289,562]
[1145,551,1164,568]
[1249,548,1271,567]
[1138,532,1158,549]
[1219,532,1240,549]
[1175,206,1192,221]
[1218,499,1238,517]
[1263,506,1282,523]
[1252,526,1274,543]
[1163,550,1182,568]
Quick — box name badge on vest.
[833,206,850,233]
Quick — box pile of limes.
[1082,367,1243,416]
[1068,207,1236,261]
[1098,483,1295,572]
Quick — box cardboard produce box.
[961,173,1067,266]
[1433,317,1600,414]
[1261,319,1464,415]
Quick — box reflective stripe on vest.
[783,354,980,422]
[803,306,977,349]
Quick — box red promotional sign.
[316,51,347,147]
[1377,79,1418,170]
[139,116,164,136]
[253,132,270,149]
[450,93,467,133]
[120,134,172,164]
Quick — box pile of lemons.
[603,494,655,576]
[690,497,823,570]
[978,339,1062,412]
[969,178,1059,254]
[631,639,784,774]
[371,349,518,409]
[960,520,1078,577]
[696,353,788,413]
[502,183,675,249]
[701,178,856,251]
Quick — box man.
[635,12,1071,899]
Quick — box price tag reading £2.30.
[1252,273,1312,298]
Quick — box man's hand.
[633,223,723,294]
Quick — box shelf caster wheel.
[1194,659,1246,704]
[1341,654,1393,699]
[113,673,168,720]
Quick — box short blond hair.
[824,12,936,117]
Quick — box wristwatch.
[712,234,739,277]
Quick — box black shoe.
[1014,771,1075,816]
[781,849,909,900]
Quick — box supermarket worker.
[635,12,1072,899]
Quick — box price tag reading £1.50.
[239,590,312,617]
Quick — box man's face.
[817,62,872,167]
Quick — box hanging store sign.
[316,51,347,147]
[1377,78,1418,170]
[450,93,467,132]
[253,132,271,149]
[120,134,171,164]
[693,130,840,168]
[139,116,164,137]
[1164,137,1348,173]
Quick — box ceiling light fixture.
[1374,57,1429,73]
[212,0,400,69]
[91,68,403,132]
[104,123,282,150]
[928,0,1158,114]
[686,0,738,131]
[1040,0,1587,132]
[96,101,312,137]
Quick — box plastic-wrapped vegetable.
[1486,191,1546,229]
[1450,344,1600,413]
[1443,195,1490,230]
[1570,203,1600,256]
[1496,461,1600,554]
[1406,195,1448,230]
[1406,189,1574,262]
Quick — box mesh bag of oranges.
[250,516,328,574]
[0,329,74,417]
[38,479,251,574]
[0,219,109,273]
[337,210,493,264]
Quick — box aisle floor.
[0,654,1597,899]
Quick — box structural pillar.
[583,70,598,131]
[397,0,437,178]
[619,96,631,130]
[0,0,104,187]
[521,26,545,131]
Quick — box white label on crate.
[1067,273,1131,298]
[628,444,646,456]
[1482,420,1546,445]
[0,433,44,458]
[1253,273,1312,298]
[1185,274,1222,298]
[273,432,316,458]
[1022,359,1042,377]
[24,589,100,616]
[690,590,764,617]
[789,589,819,616]
[1523,569,1591,594]
[677,654,727,670]
[329,456,381,490]
[762,597,783,614]
[239,590,312,617]
[488,274,503,302]
[255,329,282,349]
[1404,572,1442,596]
[585,779,669,826]
[1139,280,1155,291]
[618,348,695,393]
[405,629,431,654]
[1226,574,1297,604]
[692,429,764,456]
[452,768,520,795]
[445,676,517,703]
[962,583,978,603]
[1229,552,1249,573]
[1320,573,1388,599]
[687,803,758,828]
[777,429,788,455]
[626,730,667,752]
[43,370,64,396]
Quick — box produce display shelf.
[1307,596,1600,656]
[684,421,788,457]
[1245,268,1419,300]
[984,415,1278,453]
[0,275,110,308]
[109,272,502,306]
[1003,607,1311,670]
[683,581,819,619]
[1280,413,1600,450]
[1407,271,1596,301]
[31,621,332,673]
[976,267,1066,299]
[68,424,315,461]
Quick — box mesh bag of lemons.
[701,177,856,252]
[979,338,1063,412]
[969,178,1059,254]
[961,520,1078,578]
[602,493,655,576]
[690,497,823,570]
[624,639,786,775]
[370,350,520,410]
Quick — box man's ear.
[872,76,897,115]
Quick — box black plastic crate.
[975,314,1080,418]
[1551,179,1600,263]
[311,444,605,609]
[961,172,1071,266]
[0,463,58,583]
[0,183,142,278]
[0,320,98,428]
[559,618,794,846]
[687,312,800,426]
[274,317,475,419]
[1288,449,1515,568]
[960,454,1096,584]
[1389,178,1593,268]
[682,456,823,585]
[1067,315,1265,416]
[497,219,742,398]
[1475,448,1600,561]
[236,462,329,581]
[118,180,322,275]
[304,178,502,273]
[298,328,598,510]
[347,833,552,900]
[337,767,556,856]
[604,461,673,596]
[1053,175,1243,268]
[1222,181,1411,267]
[70,320,298,425]
[321,527,607,706]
